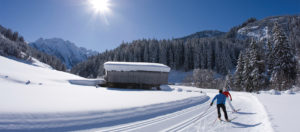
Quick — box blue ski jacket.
[211,93,226,105]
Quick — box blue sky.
[0,0,299,52]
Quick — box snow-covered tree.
[266,40,274,77]
[242,50,252,92]
[234,51,244,91]
[270,22,297,90]
[249,40,266,91]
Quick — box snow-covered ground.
[95,88,274,132]
[0,55,298,132]
[256,91,300,132]
[183,89,273,132]
[0,56,205,131]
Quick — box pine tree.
[234,51,244,91]
[184,41,190,71]
[193,40,200,69]
[12,32,19,41]
[249,40,266,91]
[19,36,24,42]
[242,50,252,92]
[143,44,149,62]
[168,47,174,68]
[271,22,297,90]
[266,40,274,77]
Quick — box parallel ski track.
[101,96,212,132]
[163,107,215,132]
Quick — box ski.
[219,116,237,123]
[232,108,241,113]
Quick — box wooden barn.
[103,61,171,89]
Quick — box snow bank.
[160,85,173,91]
[268,89,281,95]
[283,89,295,94]
[259,89,281,95]
[291,86,300,93]
[104,61,171,72]
[259,88,298,95]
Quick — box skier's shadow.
[230,111,260,128]
[231,121,261,128]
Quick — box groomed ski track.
[99,98,214,132]
[98,89,273,132]
[0,87,273,132]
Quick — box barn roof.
[104,61,171,72]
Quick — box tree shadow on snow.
[236,111,256,115]
[69,79,105,86]
[106,87,148,91]
[231,122,262,128]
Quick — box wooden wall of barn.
[106,71,168,85]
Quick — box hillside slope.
[0,25,66,71]
[177,30,225,41]
[30,38,98,69]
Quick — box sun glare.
[89,0,110,14]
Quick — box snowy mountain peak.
[30,38,98,69]
[236,15,300,42]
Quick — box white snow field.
[256,91,300,132]
[0,56,205,131]
[1,55,297,132]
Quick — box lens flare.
[89,0,110,14]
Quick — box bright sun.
[89,0,110,14]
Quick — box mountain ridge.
[29,38,98,69]
[177,30,225,41]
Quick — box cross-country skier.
[223,76,237,113]
[210,89,229,121]
[223,87,237,113]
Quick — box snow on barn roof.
[104,61,171,72]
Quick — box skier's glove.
[231,99,232,101]
[210,103,213,106]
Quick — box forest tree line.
[71,15,300,91]
[71,37,247,78]
[190,22,299,91]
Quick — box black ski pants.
[217,104,228,120]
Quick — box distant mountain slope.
[227,15,300,55]
[30,38,98,69]
[177,30,225,41]
[0,25,66,71]
[228,15,300,43]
